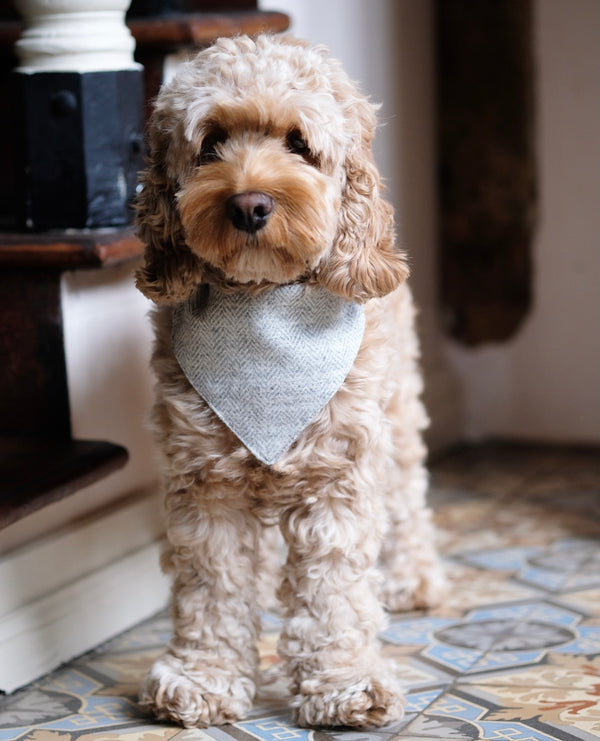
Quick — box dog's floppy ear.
[135,134,205,305]
[317,98,409,302]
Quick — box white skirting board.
[0,540,170,693]
[0,493,171,694]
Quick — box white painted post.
[14,0,140,73]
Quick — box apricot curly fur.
[136,34,445,729]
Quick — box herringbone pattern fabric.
[172,284,365,464]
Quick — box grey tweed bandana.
[172,283,365,464]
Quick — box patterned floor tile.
[227,714,310,741]
[557,588,600,617]
[404,687,599,741]
[457,655,600,739]
[1,444,598,741]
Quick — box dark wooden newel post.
[13,0,144,229]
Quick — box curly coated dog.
[135,34,445,730]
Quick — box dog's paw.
[380,561,448,613]
[292,677,404,728]
[139,653,255,727]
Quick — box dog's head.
[135,34,409,304]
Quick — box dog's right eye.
[198,129,227,165]
[286,129,320,168]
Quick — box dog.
[135,34,445,729]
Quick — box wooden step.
[0,437,128,530]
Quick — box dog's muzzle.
[226,191,274,234]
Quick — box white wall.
[444,0,600,444]
[63,265,158,505]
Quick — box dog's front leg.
[140,498,261,727]
[277,493,404,728]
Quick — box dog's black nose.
[226,191,274,233]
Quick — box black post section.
[15,68,144,230]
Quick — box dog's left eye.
[286,129,320,168]
[198,129,228,165]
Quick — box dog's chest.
[172,283,365,464]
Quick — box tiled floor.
[1,442,599,741]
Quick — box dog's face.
[177,95,343,285]
[136,35,408,303]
